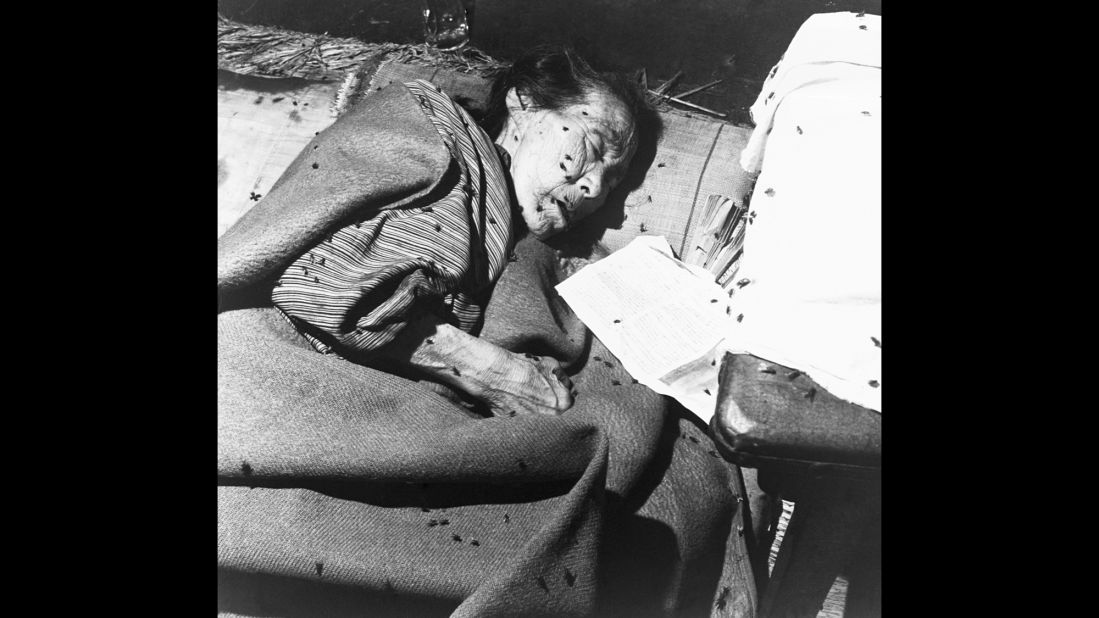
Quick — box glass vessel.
[420,0,470,51]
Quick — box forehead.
[559,91,636,153]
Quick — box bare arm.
[375,313,575,416]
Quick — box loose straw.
[672,79,723,99]
[647,89,727,118]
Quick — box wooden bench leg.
[841,511,881,618]
[759,478,879,618]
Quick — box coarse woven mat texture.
[218,73,341,238]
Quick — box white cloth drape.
[724,11,882,412]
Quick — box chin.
[529,221,562,240]
[520,203,564,239]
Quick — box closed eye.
[582,135,604,162]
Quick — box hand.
[478,352,575,417]
[376,318,576,417]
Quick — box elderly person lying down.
[218,48,756,617]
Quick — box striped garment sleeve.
[270,80,515,356]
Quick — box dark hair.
[482,46,656,142]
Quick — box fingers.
[522,353,572,390]
[532,357,574,412]
[550,365,573,390]
[484,353,576,417]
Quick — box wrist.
[386,317,510,398]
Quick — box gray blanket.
[218,234,756,617]
[217,82,756,617]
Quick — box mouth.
[527,195,574,239]
[549,197,572,227]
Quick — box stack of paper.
[684,194,749,292]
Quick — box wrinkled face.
[505,89,637,239]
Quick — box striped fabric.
[271,79,515,355]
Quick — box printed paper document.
[555,236,732,423]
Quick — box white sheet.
[723,11,882,412]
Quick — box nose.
[577,166,606,201]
